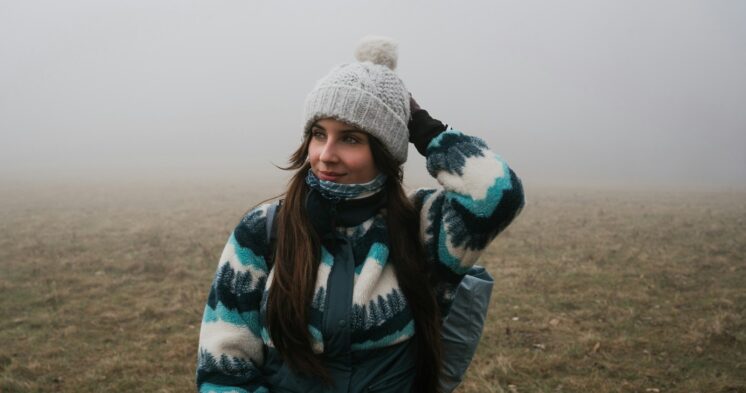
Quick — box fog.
[1,0,745,192]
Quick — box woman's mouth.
[318,170,344,181]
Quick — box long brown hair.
[265,131,443,392]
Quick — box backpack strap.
[439,266,494,393]
[264,199,282,268]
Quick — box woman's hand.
[407,95,447,156]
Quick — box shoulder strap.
[439,266,494,393]
[264,199,282,267]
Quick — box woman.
[196,36,524,393]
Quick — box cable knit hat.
[303,36,411,163]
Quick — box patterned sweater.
[196,129,525,393]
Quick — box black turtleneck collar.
[305,186,387,243]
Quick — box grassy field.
[0,181,744,392]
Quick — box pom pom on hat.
[354,35,398,70]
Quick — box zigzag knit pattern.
[196,129,525,393]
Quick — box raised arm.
[407,102,525,310]
[196,205,272,393]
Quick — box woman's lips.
[318,171,344,181]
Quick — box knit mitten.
[408,97,447,156]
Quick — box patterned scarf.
[305,169,387,202]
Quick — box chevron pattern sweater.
[196,129,525,393]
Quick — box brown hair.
[265,131,443,392]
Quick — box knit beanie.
[302,36,411,163]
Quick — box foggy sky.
[1,0,745,191]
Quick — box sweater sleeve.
[196,204,272,393]
[409,128,525,311]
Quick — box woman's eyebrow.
[311,123,362,134]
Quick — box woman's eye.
[311,130,325,139]
[343,136,360,144]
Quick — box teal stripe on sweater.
[228,233,266,270]
[354,242,388,274]
[200,383,268,393]
[448,158,514,217]
[369,242,389,266]
[260,326,271,345]
[437,225,473,275]
[309,325,323,345]
[199,382,250,393]
[203,304,261,337]
[321,246,334,267]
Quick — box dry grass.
[0,181,744,392]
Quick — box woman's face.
[307,118,379,184]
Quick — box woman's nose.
[319,141,339,162]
